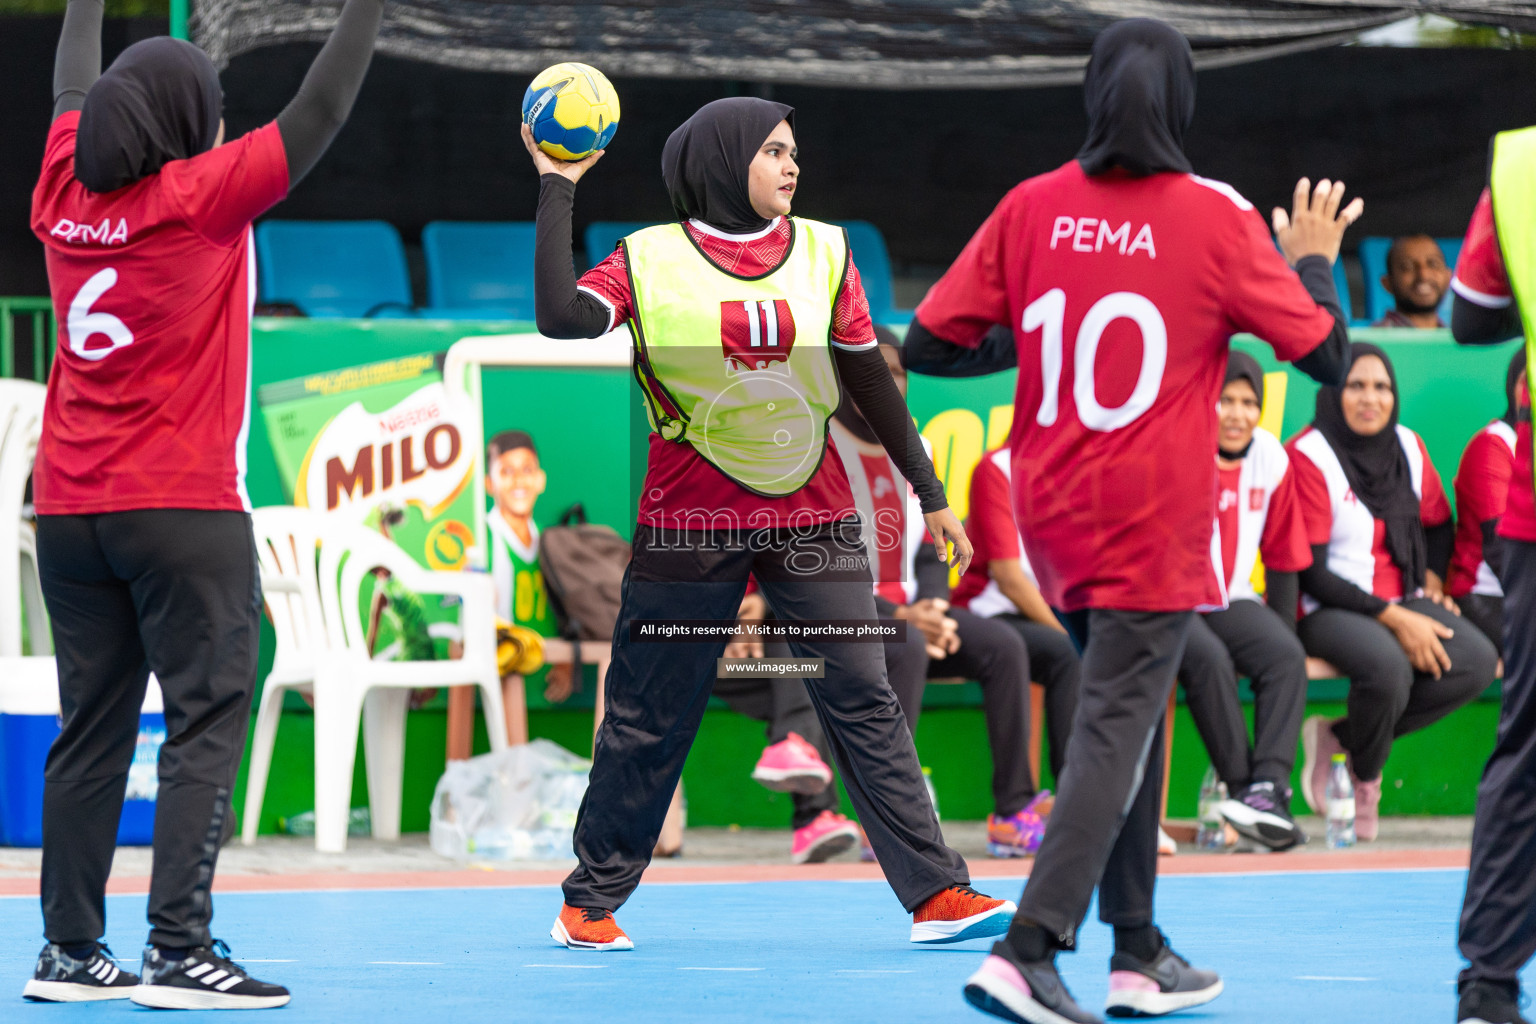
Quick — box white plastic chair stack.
[0,379,46,658]
[244,507,508,853]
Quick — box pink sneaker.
[1353,773,1382,842]
[791,810,859,864]
[1300,715,1346,815]
[987,791,1053,857]
[752,733,832,795]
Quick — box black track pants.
[563,521,967,912]
[1461,541,1536,986]
[1008,610,1191,949]
[37,510,260,950]
[1298,598,1497,781]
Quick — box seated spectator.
[1449,348,1528,659]
[835,330,1049,858]
[713,587,861,864]
[1372,235,1452,328]
[949,448,1077,792]
[1189,352,1313,850]
[1289,343,1499,841]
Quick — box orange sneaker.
[551,904,635,951]
[910,884,1017,944]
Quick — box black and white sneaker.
[1216,781,1306,851]
[132,940,291,1010]
[1105,934,1223,1017]
[22,942,139,1002]
[1459,979,1532,1024]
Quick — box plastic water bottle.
[280,808,371,837]
[1196,766,1226,849]
[1326,754,1356,849]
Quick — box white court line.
[522,963,607,969]
[370,961,444,965]
[1295,976,1378,982]
[678,967,763,972]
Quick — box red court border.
[0,848,1469,898]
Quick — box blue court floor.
[0,868,1518,1023]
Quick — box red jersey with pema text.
[30,112,289,515]
[917,162,1334,611]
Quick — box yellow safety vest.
[623,218,847,497]
[1488,127,1536,477]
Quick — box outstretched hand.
[1273,177,1363,267]
[922,508,973,578]
[521,123,604,183]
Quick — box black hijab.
[1077,18,1195,178]
[661,97,794,234]
[1314,343,1427,591]
[1220,351,1265,459]
[75,37,223,194]
[1503,346,1529,427]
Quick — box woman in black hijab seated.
[525,98,1018,953]
[26,0,383,1009]
[1288,343,1497,844]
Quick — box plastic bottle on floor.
[1196,765,1226,849]
[280,808,371,837]
[1326,754,1356,849]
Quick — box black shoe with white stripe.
[22,942,139,1002]
[132,940,290,1010]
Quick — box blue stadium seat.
[582,221,659,269]
[421,221,537,319]
[255,220,413,318]
[1359,235,1462,325]
[834,220,901,323]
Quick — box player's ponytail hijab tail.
[1313,342,1428,590]
[661,96,795,233]
[1077,17,1195,177]
[74,37,223,193]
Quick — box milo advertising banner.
[257,352,478,571]
[257,353,478,663]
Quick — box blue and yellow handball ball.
[522,62,620,161]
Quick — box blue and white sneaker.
[22,942,138,1002]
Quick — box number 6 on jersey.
[1025,287,1168,432]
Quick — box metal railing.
[0,298,55,384]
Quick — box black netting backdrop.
[191,1,1536,88]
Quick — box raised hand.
[1273,177,1364,267]
[522,123,604,184]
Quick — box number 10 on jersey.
[1024,288,1168,432]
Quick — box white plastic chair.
[244,507,508,852]
[242,507,324,846]
[0,380,45,657]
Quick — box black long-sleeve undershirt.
[1265,570,1299,631]
[534,174,612,338]
[52,0,102,120]
[1298,519,1455,619]
[1451,293,1523,347]
[274,0,384,188]
[532,174,948,512]
[902,254,1350,387]
[1299,542,1389,617]
[1482,519,1509,584]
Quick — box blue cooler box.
[0,658,164,846]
